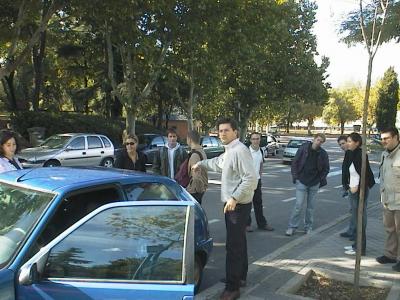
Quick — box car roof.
[0,167,175,193]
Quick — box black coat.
[342,148,375,191]
[114,149,146,172]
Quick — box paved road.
[198,137,381,293]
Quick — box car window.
[123,183,177,201]
[152,136,166,147]
[260,136,268,147]
[267,135,276,143]
[44,205,187,282]
[138,135,155,145]
[87,136,103,149]
[201,137,213,147]
[287,140,307,148]
[67,137,85,150]
[40,135,71,149]
[100,137,112,148]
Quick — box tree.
[322,89,358,134]
[375,67,399,131]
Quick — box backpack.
[175,150,204,187]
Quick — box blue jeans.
[345,192,357,237]
[288,180,319,230]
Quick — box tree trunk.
[187,65,195,131]
[32,26,47,111]
[307,117,313,136]
[340,121,345,134]
[2,73,18,111]
[125,107,136,135]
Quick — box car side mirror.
[203,144,207,148]
[19,250,49,286]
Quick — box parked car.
[0,167,212,298]
[200,136,225,158]
[136,133,168,164]
[244,134,279,157]
[282,138,310,163]
[18,133,115,168]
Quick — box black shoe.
[258,224,274,231]
[340,232,352,238]
[220,278,246,287]
[392,262,400,272]
[349,236,355,241]
[376,255,397,264]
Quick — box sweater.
[197,139,257,204]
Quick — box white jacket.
[0,157,23,173]
[380,143,400,210]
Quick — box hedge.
[10,111,162,147]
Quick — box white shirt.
[167,143,179,178]
[0,157,23,173]
[349,163,360,188]
[249,145,263,179]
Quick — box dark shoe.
[246,226,253,232]
[258,224,274,231]
[220,278,246,287]
[392,262,400,272]
[349,236,355,241]
[340,232,352,238]
[376,255,397,264]
[220,289,240,300]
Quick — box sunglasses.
[125,142,136,146]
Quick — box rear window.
[123,183,177,201]
[287,140,308,148]
[87,136,103,149]
[100,137,112,148]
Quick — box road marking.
[334,185,342,189]
[209,179,222,185]
[327,170,342,177]
[208,219,220,224]
[282,197,296,202]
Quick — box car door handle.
[82,152,86,155]
[101,151,104,154]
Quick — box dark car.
[0,167,212,297]
[136,133,168,164]
[200,136,225,158]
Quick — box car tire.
[43,160,61,167]
[194,254,204,294]
[101,157,114,168]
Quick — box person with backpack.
[185,130,208,204]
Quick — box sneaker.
[349,236,355,241]
[376,255,397,264]
[340,232,352,238]
[345,249,356,255]
[258,224,274,231]
[344,245,354,250]
[285,228,295,236]
[305,228,312,234]
[246,226,253,232]
[392,262,400,272]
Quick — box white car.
[282,138,310,163]
[18,133,115,168]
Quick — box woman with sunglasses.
[114,134,146,172]
[0,130,23,173]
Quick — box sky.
[314,0,400,88]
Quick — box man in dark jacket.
[286,133,330,236]
[153,128,187,178]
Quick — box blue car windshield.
[40,135,71,149]
[0,183,54,269]
[287,140,307,148]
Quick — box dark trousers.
[224,202,252,291]
[190,192,204,204]
[247,179,267,228]
[350,188,369,253]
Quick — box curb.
[197,201,382,299]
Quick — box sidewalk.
[197,203,400,299]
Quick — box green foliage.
[375,67,399,131]
[10,111,160,146]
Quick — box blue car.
[0,167,212,300]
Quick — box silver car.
[18,133,115,168]
[282,138,310,163]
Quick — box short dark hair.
[348,132,362,146]
[187,130,201,144]
[166,127,177,136]
[381,127,399,139]
[337,135,347,143]
[314,133,326,142]
[250,132,261,139]
[0,130,20,155]
[216,117,238,131]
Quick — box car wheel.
[43,160,61,167]
[101,157,114,168]
[194,254,204,294]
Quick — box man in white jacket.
[192,118,257,300]
[376,127,400,271]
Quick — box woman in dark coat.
[114,134,146,172]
